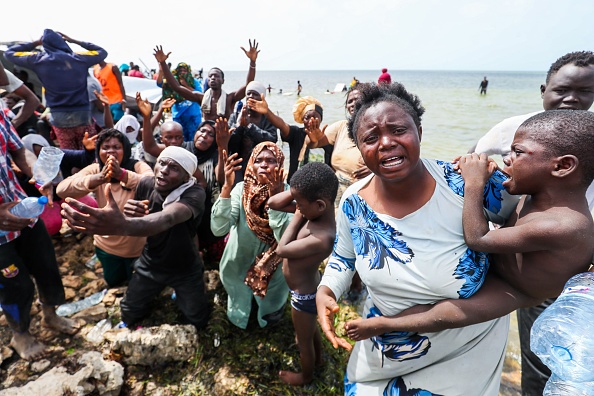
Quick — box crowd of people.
[1,29,594,394]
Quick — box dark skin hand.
[61,184,127,235]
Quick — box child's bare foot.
[279,370,312,386]
[41,306,81,335]
[10,332,47,361]
[345,318,378,341]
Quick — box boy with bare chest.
[268,162,338,386]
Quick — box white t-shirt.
[0,70,24,93]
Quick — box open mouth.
[381,156,404,168]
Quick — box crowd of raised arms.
[2,29,594,394]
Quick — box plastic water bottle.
[542,374,594,395]
[33,146,64,187]
[0,196,48,236]
[56,289,107,317]
[85,318,113,344]
[530,272,594,395]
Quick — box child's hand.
[123,199,150,217]
[458,153,496,188]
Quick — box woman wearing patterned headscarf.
[211,141,292,329]
[159,62,203,142]
[57,129,154,287]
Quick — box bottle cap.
[38,196,49,205]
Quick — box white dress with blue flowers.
[320,158,519,396]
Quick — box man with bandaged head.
[62,146,210,329]
[220,81,279,184]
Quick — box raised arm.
[94,89,114,128]
[228,39,259,103]
[137,93,165,157]
[267,189,296,213]
[153,46,204,104]
[247,95,290,138]
[10,84,41,130]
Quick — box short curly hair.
[546,51,594,84]
[519,110,594,185]
[290,162,338,203]
[347,82,425,143]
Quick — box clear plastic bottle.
[543,374,594,396]
[56,289,107,317]
[0,196,48,236]
[33,146,64,187]
[531,272,594,394]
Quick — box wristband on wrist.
[119,168,127,181]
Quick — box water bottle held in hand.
[531,272,594,394]
[0,196,48,236]
[33,146,64,187]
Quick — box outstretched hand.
[82,131,97,151]
[305,117,327,145]
[241,39,260,63]
[94,90,109,106]
[153,45,171,63]
[246,95,268,115]
[263,166,285,196]
[61,184,126,235]
[136,92,152,118]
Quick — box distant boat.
[325,83,347,94]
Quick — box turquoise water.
[221,69,546,161]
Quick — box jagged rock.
[79,279,107,297]
[0,351,124,396]
[64,287,76,300]
[73,304,108,323]
[62,275,83,289]
[213,365,250,395]
[82,271,98,280]
[30,359,51,373]
[204,270,220,291]
[103,287,126,307]
[0,346,13,365]
[109,324,198,365]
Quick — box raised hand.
[241,39,260,63]
[264,166,285,196]
[136,92,152,118]
[304,117,326,145]
[223,150,242,188]
[160,98,176,111]
[238,106,249,127]
[94,90,109,106]
[82,131,97,151]
[215,117,232,149]
[153,45,171,63]
[458,153,496,188]
[246,95,268,115]
[61,184,126,235]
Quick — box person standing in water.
[479,76,489,95]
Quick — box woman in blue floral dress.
[316,83,518,395]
